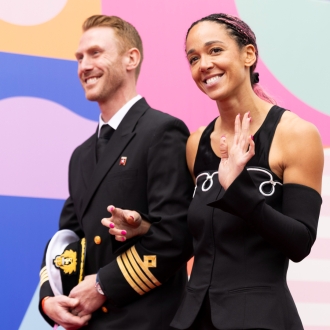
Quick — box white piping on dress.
[193,167,282,198]
[193,171,218,198]
[247,167,282,196]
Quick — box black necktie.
[96,125,115,162]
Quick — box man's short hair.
[83,15,143,78]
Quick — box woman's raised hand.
[218,112,255,190]
[101,205,150,242]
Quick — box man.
[39,15,193,329]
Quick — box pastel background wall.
[0,0,329,329]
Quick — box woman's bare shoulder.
[277,110,323,192]
[278,110,321,142]
[186,126,207,178]
[188,126,206,147]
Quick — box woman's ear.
[244,44,256,68]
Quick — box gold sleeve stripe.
[79,238,86,283]
[117,255,145,295]
[130,246,161,286]
[40,270,47,279]
[121,252,150,293]
[39,266,47,277]
[126,248,156,290]
[40,266,49,287]
[40,272,48,280]
[40,276,49,285]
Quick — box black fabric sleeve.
[58,196,84,236]
[208,168,322,262]
[39,240,56,327]
[98,118,194,306]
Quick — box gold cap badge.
[53,249,77,275]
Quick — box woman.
[102,13,323,329]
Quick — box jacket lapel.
[80,98,149,218]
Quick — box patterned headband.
[211,13,258,56]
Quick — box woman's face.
[186,21,251,102]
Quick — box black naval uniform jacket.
[39,98,194,329]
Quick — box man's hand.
[43,295,91,330]
[101,205,151,242]
[69,275,107,317]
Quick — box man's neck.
[99,88,138,123]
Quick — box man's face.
[75,27,127,104]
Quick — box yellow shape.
[143,255,157,268]
[130,246,161,286]
[53,249,77,274]
[78,237,86,283]
[94,235,102,244]
[117,255,145,295]
[39,266,49,287]
[0,0,101,60]
[127,249,156,289]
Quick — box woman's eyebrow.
[186,40,224,56]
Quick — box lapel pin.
[119,156,127,166]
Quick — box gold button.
[94,236,102,244]
[102,306,108,313]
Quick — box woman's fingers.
[107,205,124,219]
[116,235,126,242]
[107,205,128,226]
[108,227,127,241]
[241,112,250,135]
[233,113,241,145]
[109,227,126,236]
[125,211,142,228]
[240,112,251,152]
[247,135,255,158]
[101,217,111,228]
[106,205,140,228]
[107,204,115,213]
[218,112,255,190]
[102,205,144,241]
[219,135,228,159]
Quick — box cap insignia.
[53,249,77,275]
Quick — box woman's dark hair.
[186,13,276,104]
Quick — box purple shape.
[0,97,97,199]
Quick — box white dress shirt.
[98,94,142,137]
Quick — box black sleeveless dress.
[171,106,305,330]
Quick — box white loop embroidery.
[247,167,282,196]
[193,171,219,198]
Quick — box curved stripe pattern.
[117,246,161,295]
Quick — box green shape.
[236,0,330,115]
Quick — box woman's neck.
[215,93,272,135]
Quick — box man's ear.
[125,48,141,73]
[244,44,256,68]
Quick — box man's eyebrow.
[74,45,102,58]
[186,40,224,56]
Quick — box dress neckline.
[208,105,277,160]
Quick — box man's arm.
[98,118,194,306]
[69,117,194,312]
[39,196,87,327]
